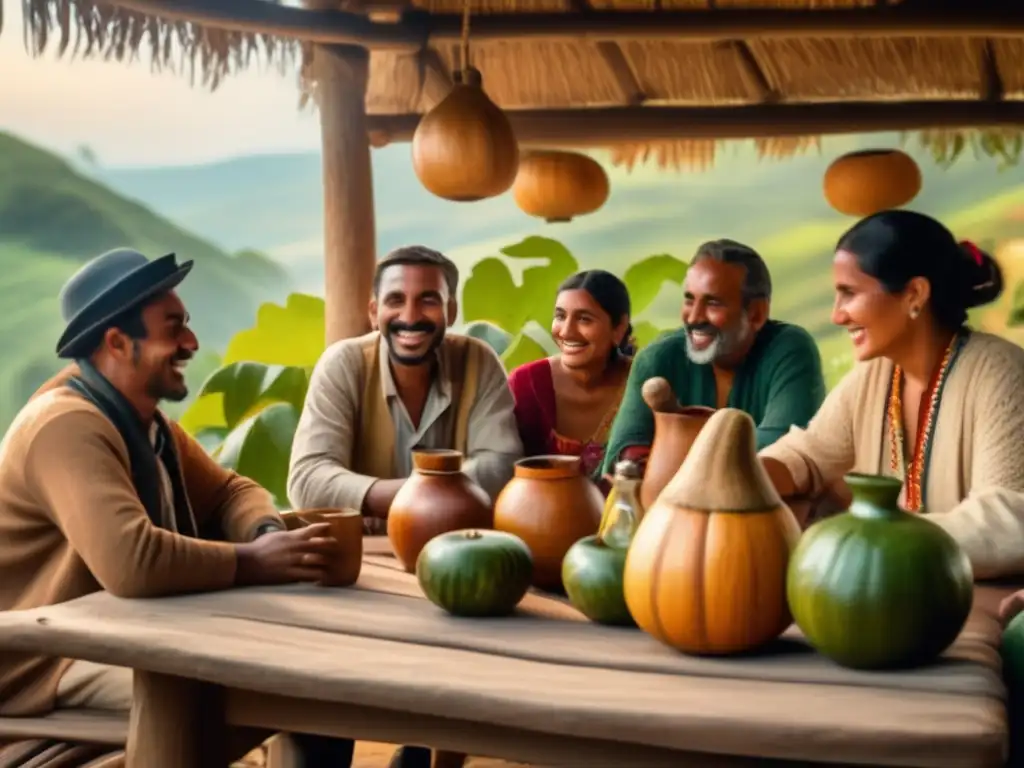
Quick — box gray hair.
[692,239,772,304]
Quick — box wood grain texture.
[0,547,1013,768]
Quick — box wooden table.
[0,539,1012,768]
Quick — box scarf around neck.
[66,360,198,537]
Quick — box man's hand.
[234,523,337,586]
[363,478,407,519]
[999,589,1024,627]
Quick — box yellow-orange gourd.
[823,149,922,217]
[622,408,801,655]
[411,67,519,202]
[513,151,610,223]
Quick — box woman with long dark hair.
[760,209,1024,579]
[507,270,633,481]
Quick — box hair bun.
[957,240,1004,308]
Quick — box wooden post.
[315,43,377,345]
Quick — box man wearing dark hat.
[0,248,351,765]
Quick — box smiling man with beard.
[288,244,522,525]
[0,248,353,765]
[601,238,826,476]
[287,244,522,768]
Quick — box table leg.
[126,670,228,768]
[433,750,467,768]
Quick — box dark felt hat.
[56,248,194,359]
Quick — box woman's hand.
[761,457,798,498]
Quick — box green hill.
[0,132,294,432]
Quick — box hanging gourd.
[823,149,922,217]
[411,5,518,203]
[512,150,610,223]
[787,473,973,670]
[622,408,801,656]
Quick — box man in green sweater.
[601,238,826,476]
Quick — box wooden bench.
[0,708,126,767]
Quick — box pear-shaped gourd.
[623,408,801,655]
[412,67,519,202]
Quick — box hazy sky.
[1,2,323,166]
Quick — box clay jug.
[623,408,801,656]
[639,376,714,509]
[387,449,493,573]
[493,455,604,592]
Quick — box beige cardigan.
[760,331,1024,579]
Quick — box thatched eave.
[9,0,1024,170]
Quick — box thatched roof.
[9,0,1024,169]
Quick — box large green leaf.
[500,331,550,372]
[217,402,301,507]
[461,237,579,334]
[179,392,226,435]
[223,293,326,367]
[632,320,671,350]
[506,237,580,329]
[463,320,513,356]
[198,362,309,429]
[623,254,689,316]
[461,258,525,331]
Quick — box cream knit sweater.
[760,331,1024,579]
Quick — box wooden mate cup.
[297,508,363,587]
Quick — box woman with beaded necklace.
[759,209,1024,580]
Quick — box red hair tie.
[960,239,984,266]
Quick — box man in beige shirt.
[288,245,523,528]
[288,245,522,768]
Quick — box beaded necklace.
[885,329,968,512]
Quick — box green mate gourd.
[787,473,973,670]
[415,529,533,617]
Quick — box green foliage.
[461,236,689,369]
[221,293,325,367]
[462,321,513,356]
[179,293,320,502]
[217,403,302,506]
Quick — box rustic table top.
[0,537,1011,768]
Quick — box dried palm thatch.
[6,0,1024,170]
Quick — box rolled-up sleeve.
[287,342,378,512]
[461,346,524,502]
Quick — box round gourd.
[823,149,921,217]
[787,473,973,670]
[1002,611,1024,692]
[411,67,519,202]
[415,529,533,617]
[512,150,610,223]
[562,536,634,626]
[623,408,801,655]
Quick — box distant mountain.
[0,131,294,432]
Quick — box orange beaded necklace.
[886,330,967,512]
